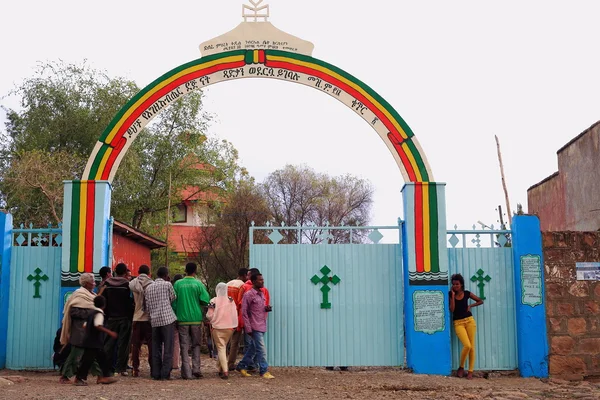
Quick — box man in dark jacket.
[102,263,134,376]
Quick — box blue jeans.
[238,332,268,375]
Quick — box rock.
[0,378,14,386]
[569,282,589,298]
[1,376,26,384]
[568,318,588,336]
[551,336,575,355]
[579,338,600,355]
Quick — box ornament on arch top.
[199,2,314,57]
[243,0,270,22]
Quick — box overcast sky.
[1,1,599,240]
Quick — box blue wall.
[0,212,13,368]
[511,215,549,377]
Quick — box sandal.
[73,379,87,386]
[466,371,473,380]
[456,367,465,378]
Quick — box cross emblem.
[470,269,491,300]
[310,265,340,309]
[27,268,49,299]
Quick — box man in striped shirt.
[144,267,177,380]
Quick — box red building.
[112,220,166,275]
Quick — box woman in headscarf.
[58,272,101,383]
[206,282,238,379]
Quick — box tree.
[2,61,138,155]
[261,165,374,243]
[0,61,139,225]
[0,60,243,230]
[191,178,270,283]
[0,150,85,225]
[110,91,245,232]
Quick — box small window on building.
[171,203,187,223]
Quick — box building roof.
[113,220,167,250]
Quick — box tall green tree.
[0,61,138,225]
[0,60,243,229]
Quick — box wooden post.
[165,172,172,268]
[495,135,512,225]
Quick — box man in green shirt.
[173,262,210,379]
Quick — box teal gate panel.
[7,226,62,369]
[250,224,403,367]
[447,228,517,371]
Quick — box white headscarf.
[207,282,238,329]
[215,282,228,298]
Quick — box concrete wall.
[528,172,566,231]
[544,231,600,380]
[528,121,600,232]
[558,122,600,231]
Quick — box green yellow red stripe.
[85,181,95,273]
[69,182,81,273]
[77,182,87,273]
[428,183,439,273]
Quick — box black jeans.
[103,318,132,373]
[131,321,153,373]
[76,348,110,380]
[151,323,175,380]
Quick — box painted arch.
[69,49,444,282]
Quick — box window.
[171,203,187,223]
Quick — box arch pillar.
[402,182,451,375]
[60,180,112,302]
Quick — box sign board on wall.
[520,254,542,307]
[576,262,600,281]
[413,291,445,334]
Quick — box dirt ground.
[1,357,600,400]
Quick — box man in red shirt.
[226,268,249,371]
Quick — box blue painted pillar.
[511,215,549,377]
[402,183,451,375]
[0,212,13,368]
[61,181,112,319]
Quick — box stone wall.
[544,231,600,380]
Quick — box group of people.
[56,263,274,385]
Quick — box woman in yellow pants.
[449,273,484,380]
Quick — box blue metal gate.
[250,223,404,367]
[6,224,62,369]
[447,226,517,370]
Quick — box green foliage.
[3,60,138,155]
[0,60,244,232]
[110,91,245,231]
[0,61,138,225]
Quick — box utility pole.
[497,205,505,229]
[495,135,512,226]
[165,171,172,268]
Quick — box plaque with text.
[521,254,542,307]
[413,290,445,334]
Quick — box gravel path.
[1,358,599,400]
